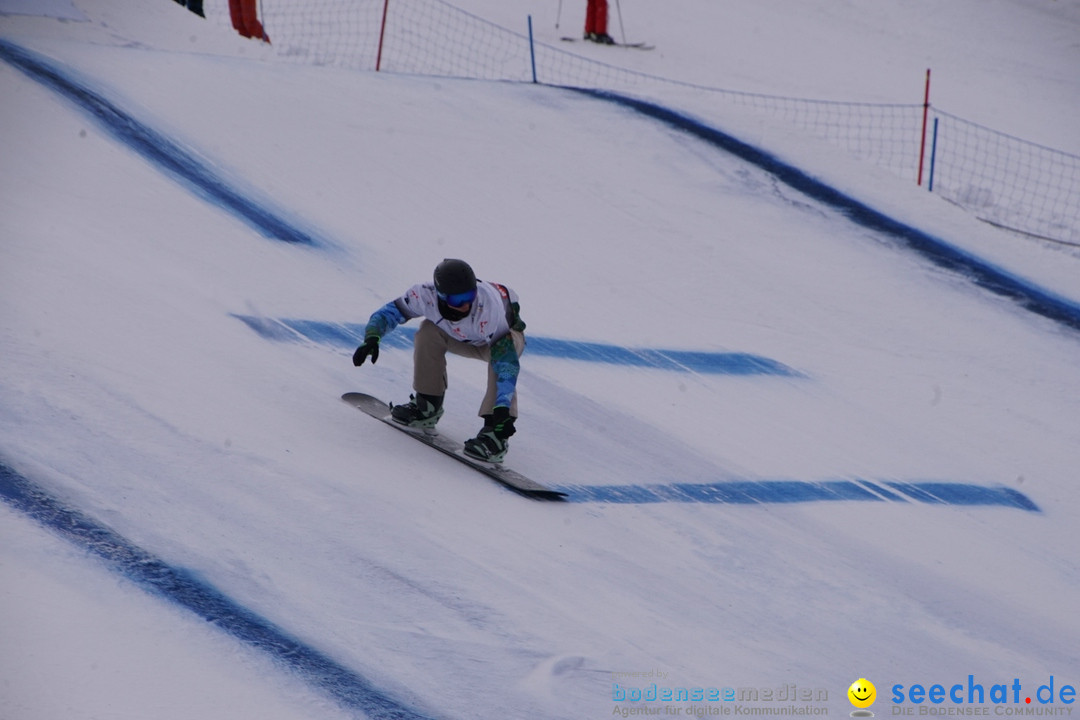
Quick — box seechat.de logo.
[849,678,877,717]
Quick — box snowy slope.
[2,2,1079,719]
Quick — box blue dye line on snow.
[571,88,1080,336]
[230,314,801,376]
[0,462,435,720]
[0,40,321,247]
[555,478,1039,511]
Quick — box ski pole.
[556,0,563,30]
[613,0,626,44]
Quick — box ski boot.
[585,31,615,45]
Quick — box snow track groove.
[0,461,437,720]
[0,39,324,248]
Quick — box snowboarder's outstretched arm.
[353,300,410,366]
[364,300,409,340]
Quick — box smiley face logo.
[848,678,876,709]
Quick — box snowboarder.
[584,0,615,44]
[351,259,526,463]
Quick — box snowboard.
[341,393,567,501]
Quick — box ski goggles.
[437,288,477,307]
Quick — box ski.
[341,393,567,501]
[560,36,654,50]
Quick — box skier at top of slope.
[351,259,526,463]
[584,0,615,44]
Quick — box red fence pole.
[917,68,931,186]
[376,0,390,71]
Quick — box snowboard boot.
[463,413,514,463]
[463,428,508,463]
[391,393,444,430]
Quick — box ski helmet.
[433,258,477,297]
[433,259,477,321]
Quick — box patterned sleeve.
[489,333,520,409]
[363,300,408,340]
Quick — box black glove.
[352,336,380,366]
[489,406,516,440]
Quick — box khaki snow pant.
[412,319,525,417]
